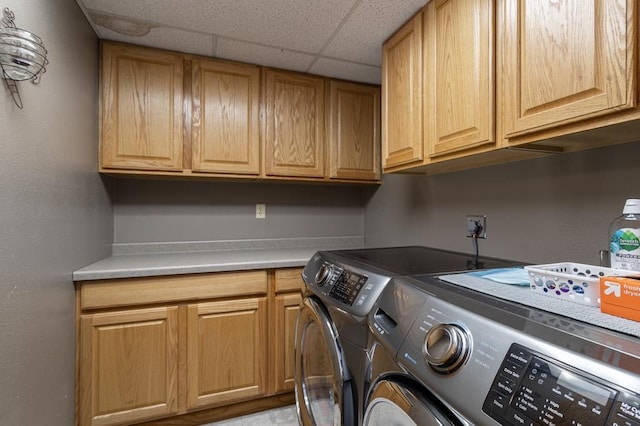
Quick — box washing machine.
[296,246,521,425]
[364,276,468,425]
[363,270,640,426]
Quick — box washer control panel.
[302,252,392,317]
[483,343,640,426]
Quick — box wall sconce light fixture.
[0,7,48,108]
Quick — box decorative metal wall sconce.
[0,7,48,108]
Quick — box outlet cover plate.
[466,215,486,238]
[256,204,266,219]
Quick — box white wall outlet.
[256,204,266,219]
[466,215,487,238]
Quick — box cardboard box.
[600,275,640,322]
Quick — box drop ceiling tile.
[216,39,314,72]
[323,0,427,66]
[81,0,357,53]
[309,57,381,85]
[94,23,215,57]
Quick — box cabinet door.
[273,292,303,393]
[79,307,179,426]
[425,0,495,157]
[328,81,381,181]
[192,59,260,175]
[502,0,635,138]
[101,43,184,171]
[264,70,325,178]
[382,12,423,169]
[187,297,267,409]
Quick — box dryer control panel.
[302,252,392,317]
[483,343,640,426]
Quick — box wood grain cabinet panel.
[271,268,304,394]
[264,69,325,178]
[79,307,179,426]
[101,43,184,171]
[382,12,423,170]
[502,0,635,138]
[191,59,260,175]
[328,81,381,180]
[425,0,495,157]
[273,292,303,393]
[186,297,268,409]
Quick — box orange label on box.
[600,276,640,322]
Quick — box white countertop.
[73,237,364,281]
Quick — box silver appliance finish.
[368,272,640,426]
[296,250,400,425]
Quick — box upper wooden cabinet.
[381,0,640,175]
[191,59,261,175]
[100,42,380,184]
[382,12,423,170]
[327,81,381,181]
[264,69,325,178]
[424,0,495,157]
[501,0,636,139]
[101,43,184,171]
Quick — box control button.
[483,391,509,416]
[495,375,517,398]
[314,264,333,287]
[422,323,471,374]
[508,347,533,367]
[505,407,535,426]
[501,360,526,382]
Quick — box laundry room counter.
[72,236,364,281]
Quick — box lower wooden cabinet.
[75,268,303,426]
[186,297,267,409]
[78,307,179,426]
[270,268,305,393]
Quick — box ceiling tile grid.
[309,57,381,85]
[75,0,428,84]
[92,20,216,57]
[322,0,427,67]
[216,39,315,73]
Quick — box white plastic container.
[609,199,640,271]
[524,262,629,307]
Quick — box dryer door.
[363,377,465,426]
[295,296,354,426]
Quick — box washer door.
[363,377,464,426]
[295,296,354,426]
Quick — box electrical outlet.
[256,204,266,219]
[466,215,486,238]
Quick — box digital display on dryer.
[328,270,368,306]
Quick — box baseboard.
[136,393,295,425]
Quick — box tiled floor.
[202,405,299,426]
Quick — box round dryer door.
[295,296,355,426]
[363,378,464,426]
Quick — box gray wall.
[0,1,113,424]
[364,140,640,265]
[113,179,365,243]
